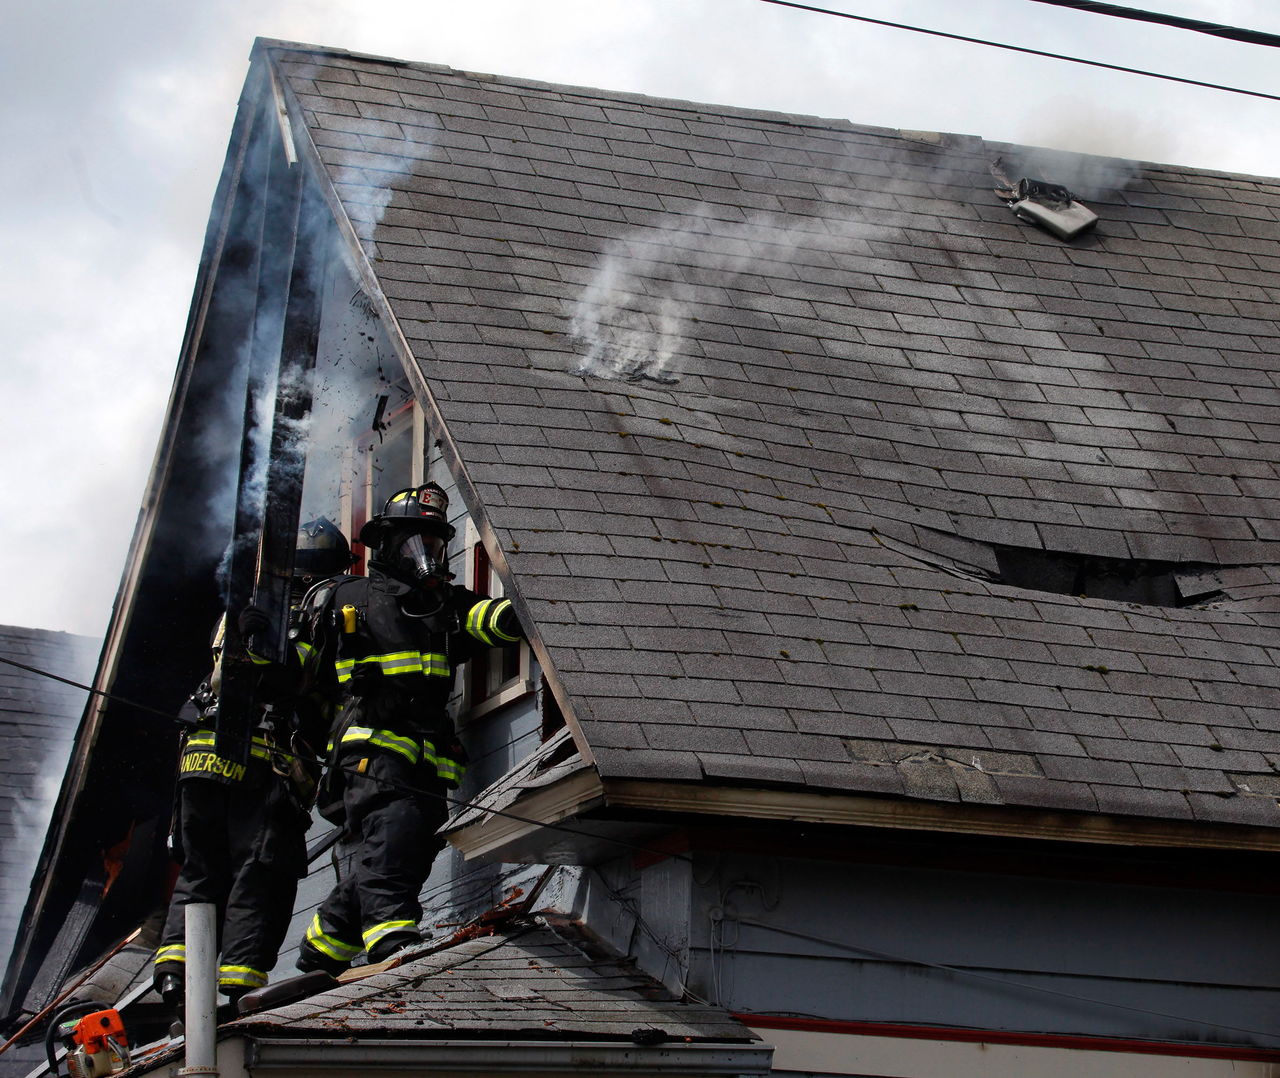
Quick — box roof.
[266,41,1280,836]
[0,625,94,970]
[234,923,757,1042]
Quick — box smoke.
[213,362,318,596]
[1004,144,1142,202]
[569,207,837,383]
[299,282,404,524]
[0,635,92,971]
[0,769,64,969]
[329,162,400,262]
[570,255,685,383]
[204,165,404,597]
[1004,102,1187,200]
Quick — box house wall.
[551,844,1280,1062]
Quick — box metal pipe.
[180,903,219,1077]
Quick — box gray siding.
[549,848,1280,1052]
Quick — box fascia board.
[602,780,1280,853]
[260,43,596,770]
[449,770,1280,860]
[243,1036,772,1076]
[447,767,606,862]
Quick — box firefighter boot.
[157,973,184,1008]
[367,930,424,965]
[295,946,350,978]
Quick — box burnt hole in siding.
[539,673,567,743]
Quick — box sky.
[2,0,1280,644]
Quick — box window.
[462,518,533,719]
[347,395,426,574]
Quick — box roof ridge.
[256,36,976,149]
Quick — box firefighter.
[152,518,354,1007]
[294,482,524,974]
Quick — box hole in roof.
[992,547,1219,608]
[879,527,1241,609]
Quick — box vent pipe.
[991,160,1099,240]
[179,904,218,1077]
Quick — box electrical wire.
[587,865,715,1006]
[729,917,1280,1044]
[12,661,1275,1043]
[1023,0,1280,48]
[755,0,1280,104]
[0,652,694,866]
[0,654,178,725]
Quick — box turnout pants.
[154,763,309,995]
[300,744,447,970]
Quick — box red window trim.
[734,1013,1280,1063]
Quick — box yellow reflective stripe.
[155,944,186,966]
[340,726,421,764]
[465,600,496,645]
[380,652,426,676]
[305,914,360,960]
[419,738,465,784]
[437,758,465,783]
[185,731,272,761]
[489,599,519,641]
[294,640,314,663]
[466,598,518,645]
[362,920,417,948]
[218,965,268,988]
[368,730,419,762]
[336,651,449,682]
[248,652,271,666]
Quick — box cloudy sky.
[3,0,1279,643]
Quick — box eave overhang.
[447,769,1280,865]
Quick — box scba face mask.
[393,530,448,587]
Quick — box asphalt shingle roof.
[271,42,1280,832]
[233,924,756,1041]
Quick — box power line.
[731,917,1280,1044]
[1024,0,1280,48]
[0,652,692,866]
[0,653,175,725]
[756,0,1280,105]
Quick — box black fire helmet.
[294,516,356,578]
[359,483,455,553]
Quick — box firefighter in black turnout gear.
[153,519,355,1006]
[295,483,524,974]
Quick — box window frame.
[345,397,423,575]
[460,517,533,721]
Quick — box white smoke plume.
[0,768,66,969]
[569,207,834,383]
[1008,144,1142,201]
[207,169,403,597]
[1005,103,1186,200]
